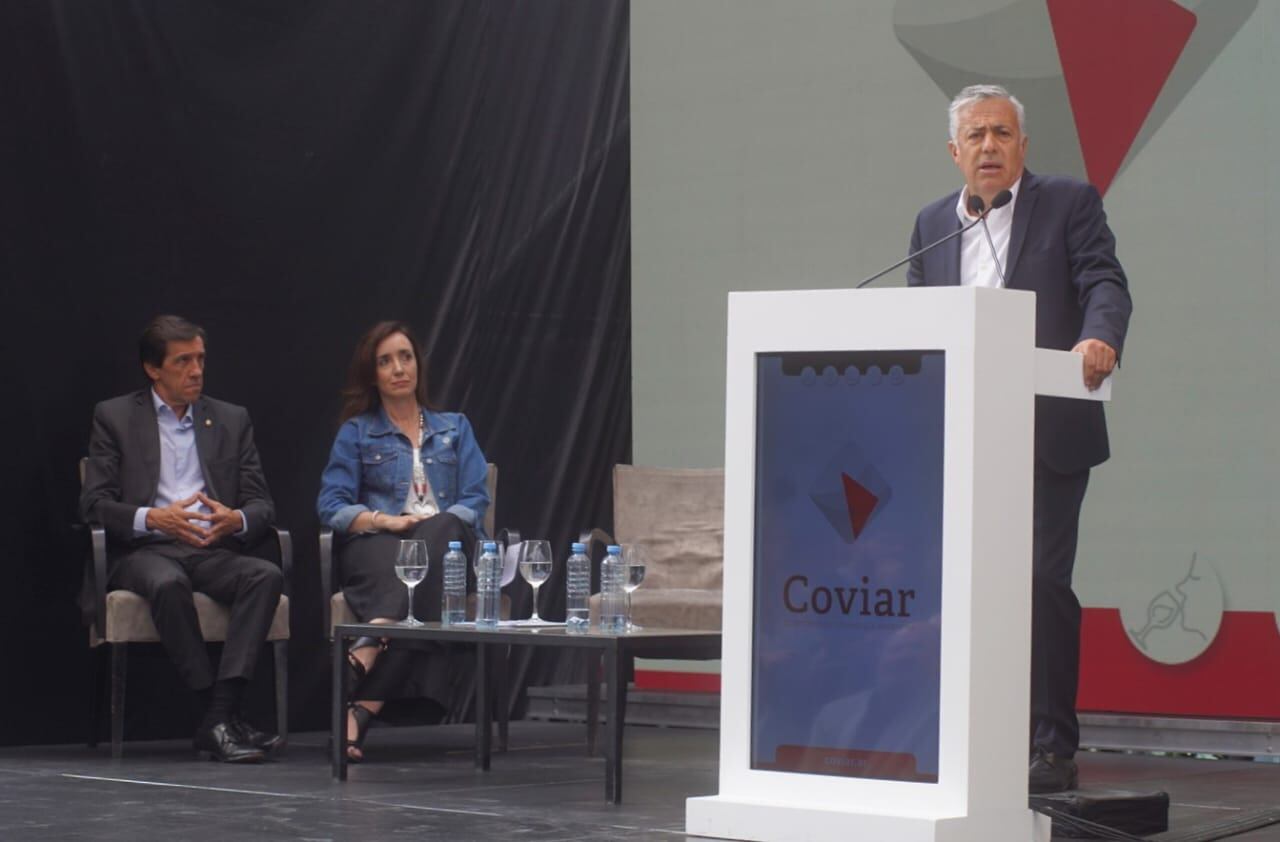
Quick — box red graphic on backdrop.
[841,472,880,539]
[1047,0,1196,195]
[1079,607,1280,719]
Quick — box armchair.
[578,464,724,752]
[588,464,724,630]
[81,463,292,758]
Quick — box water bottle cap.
[482,541,497,551]
[448,541,462,550]
[571,542,586,552]
[607,545,621,554]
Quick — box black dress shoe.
[193,721,266,763]
[232,716,284,754]
[1029,749,1078,793]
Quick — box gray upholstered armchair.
[589,464,724,631]
[81,462,292,758]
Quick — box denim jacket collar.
[366,405,396,438]
[368,404,459,443]
[423,410,457,443]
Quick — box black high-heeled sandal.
[346,702,376,763]
[344,636,388,692]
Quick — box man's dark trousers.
[109,542,283,689]
[1031,463,1090,758]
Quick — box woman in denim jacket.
[317,320,490,761]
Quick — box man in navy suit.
[907,85,1132,793]
[81,315,284,762]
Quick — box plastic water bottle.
[476,540,501,628]
[442,540,467,626]
[565,542,591,634]
[599,544,626,633]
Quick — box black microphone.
[977,189,1013,285]
[855,193,996,289]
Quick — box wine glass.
[395,539,428,627]
[518,540,554,625]
[622,544,647,631]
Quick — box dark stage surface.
[2,720,1279,841]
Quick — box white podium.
[686,287,1109,842]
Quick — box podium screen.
[750,350,945,783]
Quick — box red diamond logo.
[841,472,880,539]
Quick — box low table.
[332,622,721,802]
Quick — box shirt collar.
[955,174,1024,223]
[151,388,192,424]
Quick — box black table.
[332,622,721,802]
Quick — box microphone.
[977,189,1013,285]
[855,193,995,289]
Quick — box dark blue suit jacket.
[906,170,1132,474]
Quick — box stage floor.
[1,720,1279,840]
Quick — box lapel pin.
[204,419,212,427]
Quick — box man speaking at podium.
[906,85,1132,793]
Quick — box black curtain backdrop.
[0,0,629,746]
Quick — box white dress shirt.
[133,389,246,537]
[955,176,1022,288]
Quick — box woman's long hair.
[338,321,432,423]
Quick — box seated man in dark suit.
[80,315,284,763]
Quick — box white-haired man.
[907,85,1133,793]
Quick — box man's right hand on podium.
[1072,338,1117,391]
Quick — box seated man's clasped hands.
[146,491,246,547]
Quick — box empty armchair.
[590,464,724,631]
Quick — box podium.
[686,287,1109,842]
